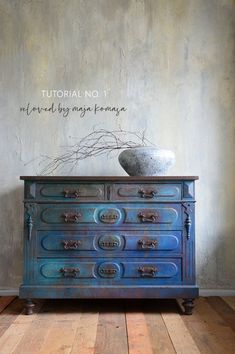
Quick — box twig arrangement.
[39,128,156,174]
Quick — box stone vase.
[118,146,175,176]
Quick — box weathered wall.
[0,0,234,289]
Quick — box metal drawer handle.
[100,268,117,275]
[63,189,80,198]
[60,267,80,278]
[62,240,81,250]
[138,212,158,223]
[138,266,157,277]
[62,212,81,223]
[139,189,157,199]
[138,239,158,249]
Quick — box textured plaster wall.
[0,0,234,289]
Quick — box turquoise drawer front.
[40,261,95,279]
[35,258,182,285]
[36,230,182,256]
[39,203,182,229]
[123,206,180,226]
[122,261,179,278]
[36,183,105,201]
[111,183,182,201]
[40,205,97,225]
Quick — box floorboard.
[71,311,99,354]
[145,311,176,353]
[183,297,235,354]
[0,298,24,338]
[126,311,153,354]
[223,296,235,311]
[0,299,44,354]
[162,312,200,353]
[207,297,235,332]
[0,297,234,354]
[0,297,16,314]
[94,303,128,354]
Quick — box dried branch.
[38,128,156,175]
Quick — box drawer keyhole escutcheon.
[60,267,80,278]
[62,212,81,223]
[98,235,121,250]
[139,189,157,199]
[62,240,81,250]
[138,266,157,277]
[101,214,118,221]
[138,212,158,223]
[100,241,119,248]
[99,208,121,224]
[63,189,80,198]
[98,262,120,278]
[100,268,117,275]
[138,239,158,249]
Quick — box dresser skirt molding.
[19,285,199,299]
[0,287,235,296]
[2,288,235,297]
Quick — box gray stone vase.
[118,146,175,176]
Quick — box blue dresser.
[19,176,199,315]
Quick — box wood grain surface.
[0,297,234,354]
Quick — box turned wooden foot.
[182,298,195,315]
[24,299,35,315]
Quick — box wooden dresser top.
[20,176,199,181]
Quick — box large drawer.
[36,230,182,256]
[34,183,105,201]
[35,258,182,285]
[111,183,182,201]
[38,203,182,229]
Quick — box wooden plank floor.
[0,297,234,353]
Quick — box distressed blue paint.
[38,203,182,230]
[19,176,199,313]
[35,257,182,286]
[19,285,199,299]
[111,183,182,201]
[37,183,105,200]
[37,230,182,256]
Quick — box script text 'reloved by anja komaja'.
[20,102,127,118]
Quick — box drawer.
[111,183,182,201]
[35,258,182,285]
[35,183,105,201]
[123,205,181,227]
[37,230,182,256]
[40,205,96,225]
[39,203,182,229]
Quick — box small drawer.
[40,205,97,225]
[35,183,105,201]
[37,230,182,256]
[111,183,182,201]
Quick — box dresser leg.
[182,298,195,315]
[24,299,35,315]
